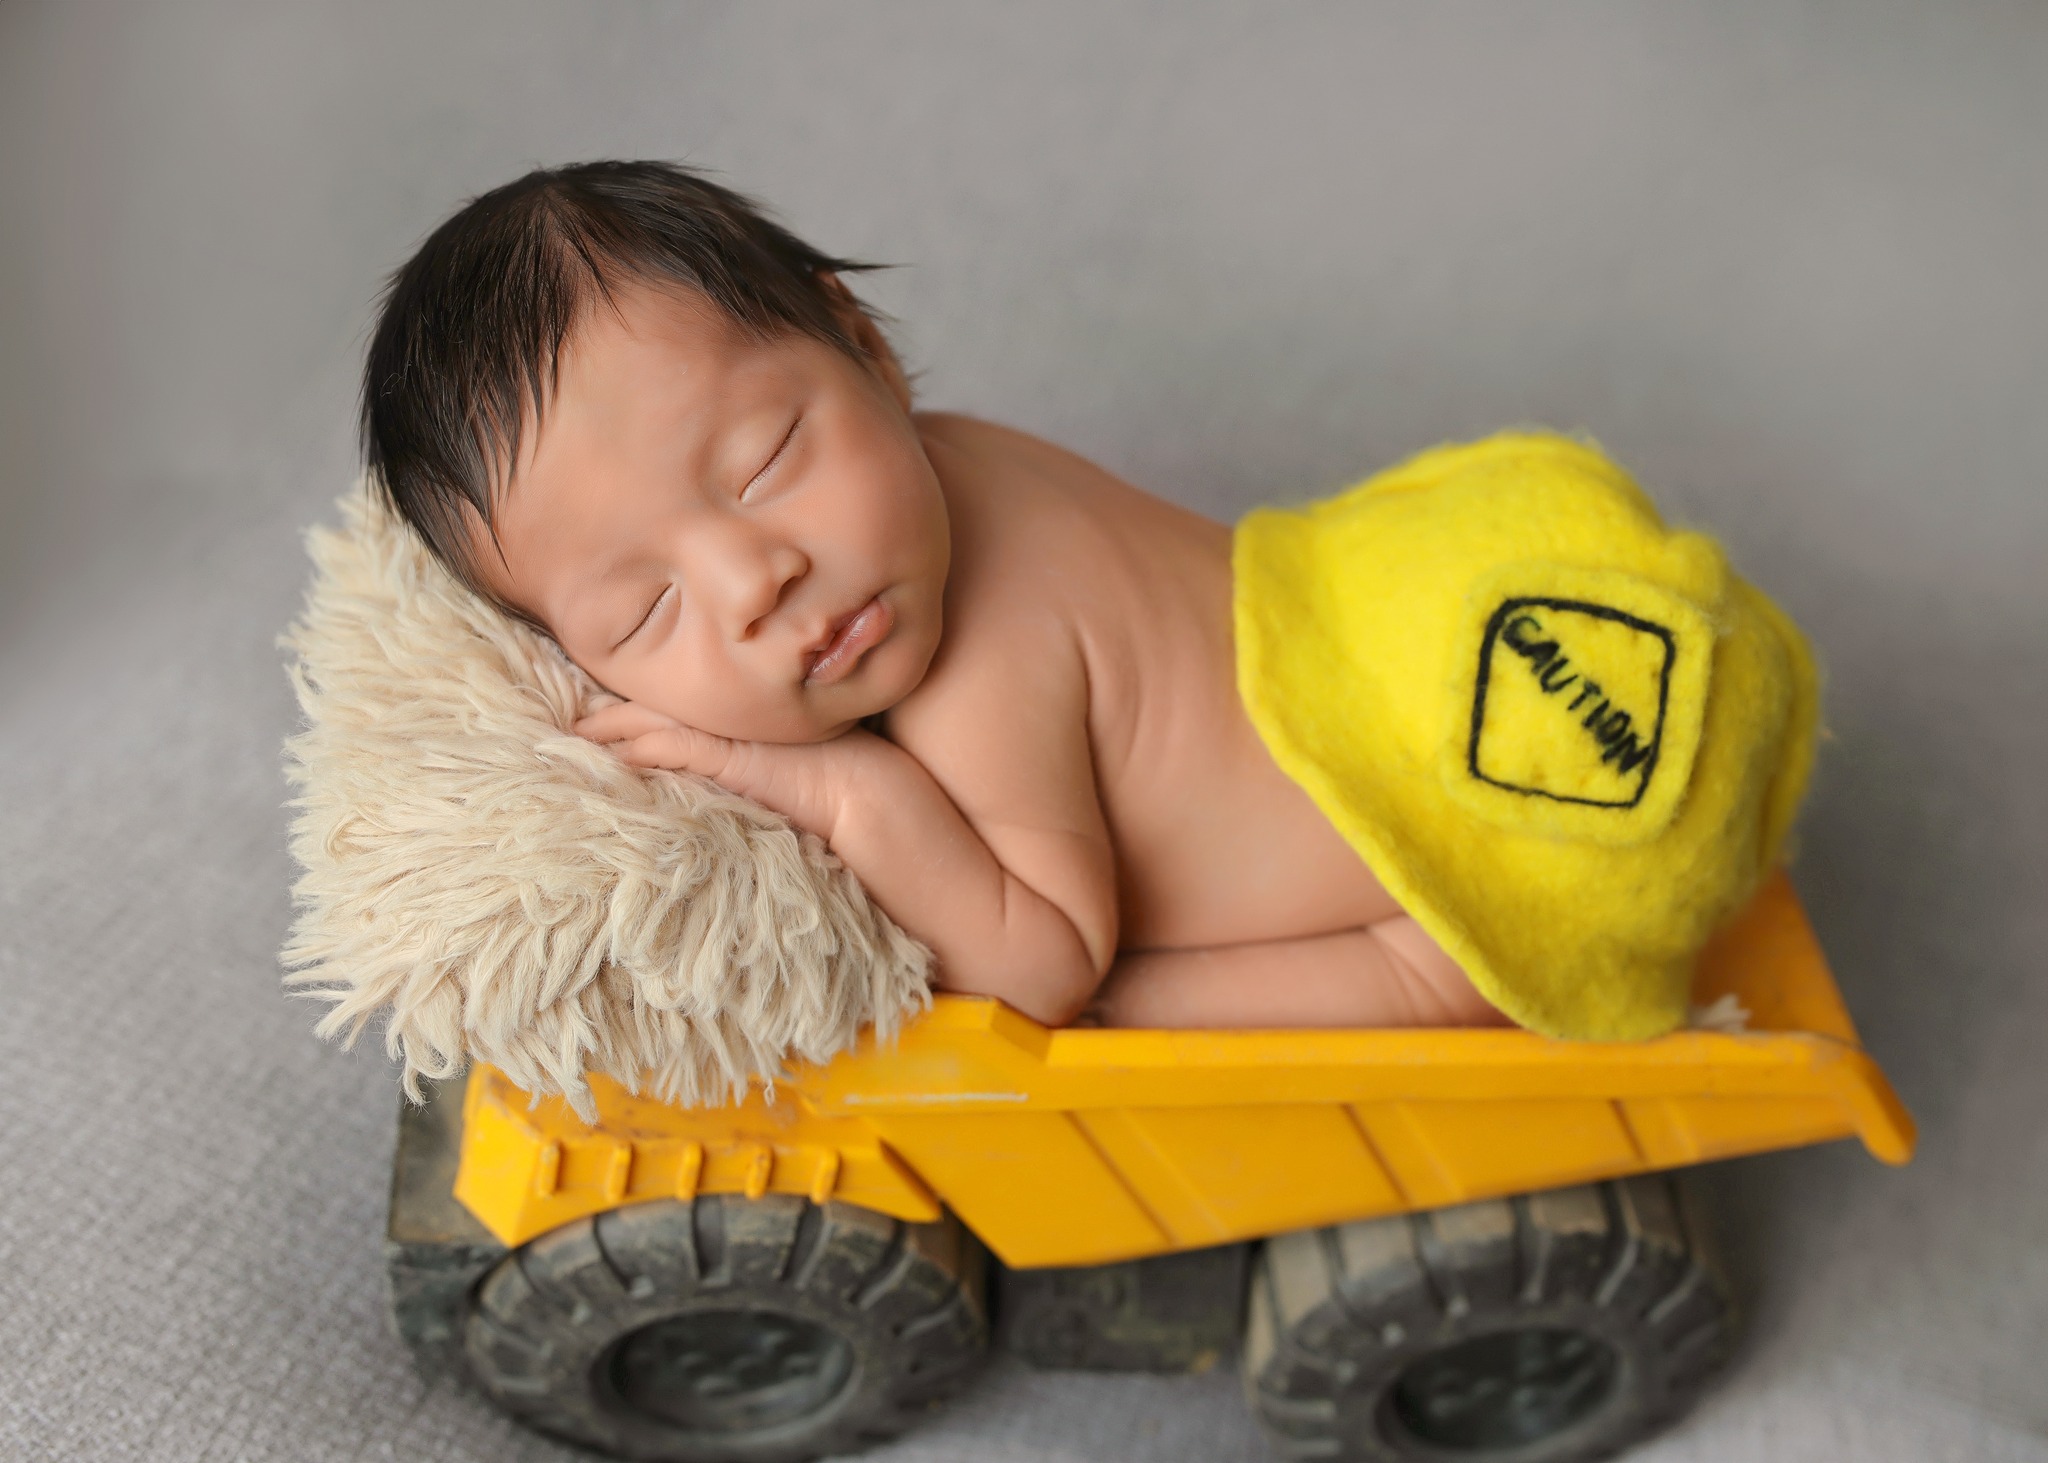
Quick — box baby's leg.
[1091,917,1509,1029]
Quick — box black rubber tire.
[463,1194,987,1463]
[1242,1176,1734,1463]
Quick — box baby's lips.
[804,596,893,685]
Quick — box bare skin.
[469,279,1505,1031]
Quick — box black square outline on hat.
[1467,597,1676,810]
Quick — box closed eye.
[616,583,674,649]
[739,416,800,503]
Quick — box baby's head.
[362,161,949,744]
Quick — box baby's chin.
[635,682,898,746]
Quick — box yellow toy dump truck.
[388,873,1912,1463]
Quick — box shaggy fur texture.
[280,488,932,1119]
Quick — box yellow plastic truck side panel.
[1075,1105,1406,1245]
[1621,1095,1862,1167]
[858,1110,1171,1267]
[1354,1098,1646,1207]
[453,1068,941,1248]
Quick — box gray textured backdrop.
[2,3,2044,1460]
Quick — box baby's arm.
[577,645,1115,1024]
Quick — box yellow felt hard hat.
[1234,432,1819,1039]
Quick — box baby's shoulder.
[890,415,1100,730]
[913,411,1159,552]
[918,411,1134,499]
[914,410,1081,477]
[912,408,1227,652]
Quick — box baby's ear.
[819,272,913,413]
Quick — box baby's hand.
[574,701,880,843]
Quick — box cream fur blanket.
[279,489,931,1119]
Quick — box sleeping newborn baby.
[364,161,1817,1038]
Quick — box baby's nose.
[700,532,808,639]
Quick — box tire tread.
[1242,1177,1736,1463]
[462,1197,987,1463]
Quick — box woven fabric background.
[2,4,2043,1459]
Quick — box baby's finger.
[575,702,680,742]
[613,725,735,778]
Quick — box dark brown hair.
[360,160,880,592]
